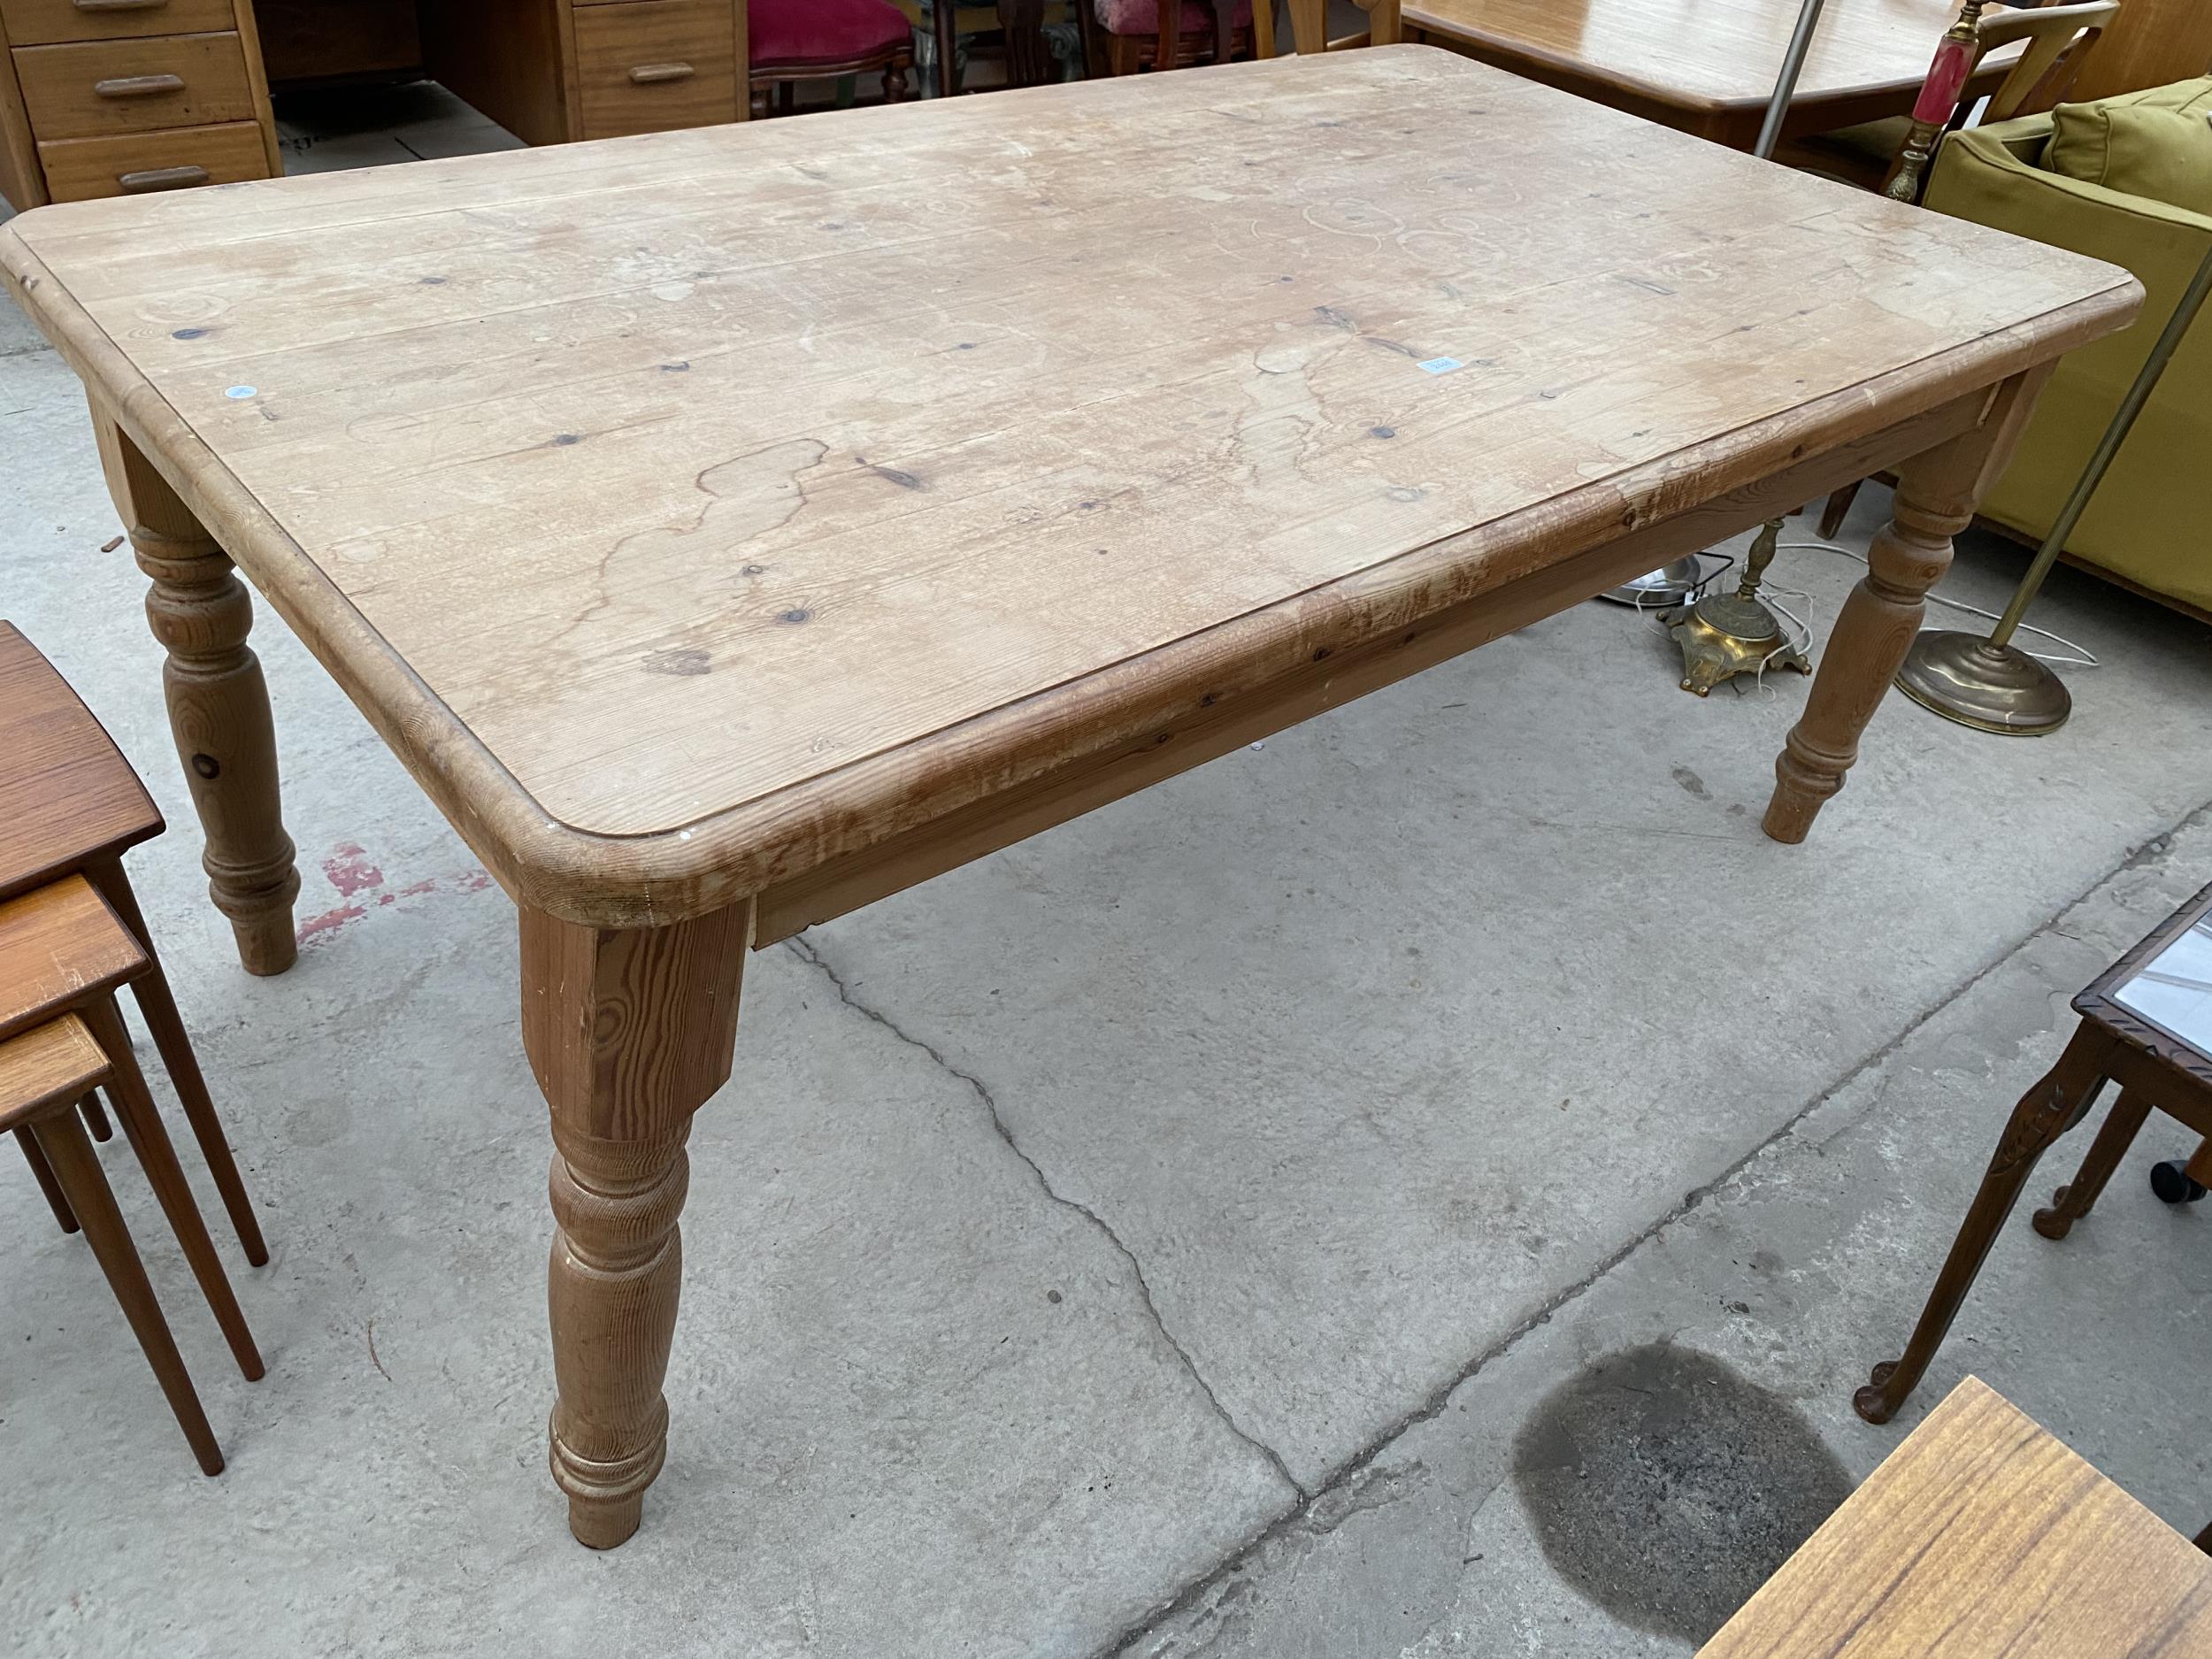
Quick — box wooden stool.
[0,876,264,1402]
[3,1015,232,1473]
[1857,879,2212,1424]
[1,621,271,1264]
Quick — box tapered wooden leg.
[1855,1022,2117,1424]
[95,414,300,976]
[2185,1138,2212,1188]
[520,899,753,1549]
[934,0,959,96]
[2032,1087,2154,1240]
[80,995,263,1382]
[33,1108,224,1475]
[16,1125,80,1233]
[997,0,1048,85]
[84,861,269,1265]
[1765,370,2053,842]
[78,1089,112,1142]
[1817,481,1862,541]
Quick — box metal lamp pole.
[1896,239,2212,733]
[1603,0,1828,611]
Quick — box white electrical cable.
[1778,540,2101,668]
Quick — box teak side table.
[1702,1377,2212,1656]
[1858,878,2212,1424]
[0,50,2140,1546]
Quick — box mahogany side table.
[1857,877,2212,1423]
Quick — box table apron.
[751,388,1987,945]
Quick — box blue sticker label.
[1417,357,1462,375]
[224,385,257,399]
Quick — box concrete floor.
[4,82,2212,1659]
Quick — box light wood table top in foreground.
[1405,0,2017,148]
[1701,1378,2212,1655]
[0,48,2138,1547]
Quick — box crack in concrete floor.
[784,933,1311,1503]
[787,787,2212,1659]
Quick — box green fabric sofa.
[1925,80,2212,618]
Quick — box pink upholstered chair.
[1079,0,1256,76]
[750,0,918,113]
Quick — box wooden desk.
[0,48,2137,1547]
[1701,1378,2212,1655]
[0,0,757,209]
[1404,0,2016,150]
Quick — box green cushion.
[2045,77,2212,216]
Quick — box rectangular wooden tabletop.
[1699,1377,2212,1656]
[0,48,2134,920]
[1404,0,2005,135]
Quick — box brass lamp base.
[1893,630,2070,736]
[1663,518,1809,695]
[1668,599,1811,695]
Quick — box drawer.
[1,0,234,47]
[573,0,736,140]
[13,31,255,141]
[37,117,267,199]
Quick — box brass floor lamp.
[1897,240,2212,734]
[1606,0,1828,633]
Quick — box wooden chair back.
[1261,0,1401,57]
[1886,0,2120,201]
[1148,0,1248,73]
[1980,0,2123,120]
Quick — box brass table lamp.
[1898,236,2212,735]
[1666,518,1811,695]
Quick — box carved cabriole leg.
[2032,1086,2154,1240]
[1855,1020,2118,1425]
[94,413,301,974]
[1763,368,2053,843]
[520,899,753,1549]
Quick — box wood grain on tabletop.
[1405,0,2008,115]
[0,1014,111,1133]
[1699,1377,2212,1656]
[0,874,147,1041]
[0,619,162,902]
[0,49,2137,896]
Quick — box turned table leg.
[95,415,300,976]
[1764,371,2051,843]
[519,899,753,1548]
[1855,1021,2117,1424]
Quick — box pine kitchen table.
[0,47,2139,1548]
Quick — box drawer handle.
[95,73,185,98]
[74,0,171,12]
[628,61,695,84]
[119,164,209,193]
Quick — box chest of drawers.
[425,0,751,148]
[0,1,757,212]
[0,0,280,207]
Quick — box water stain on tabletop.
[1512,1344,1854,1645]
